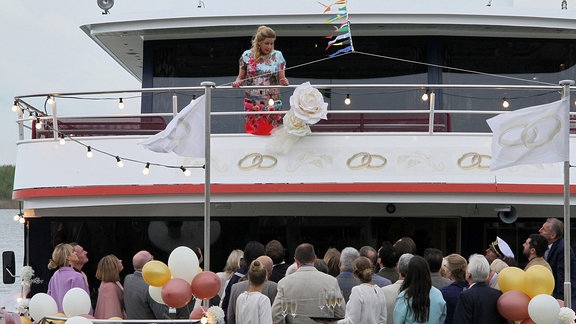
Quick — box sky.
[0,1,145,165]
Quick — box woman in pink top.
[94,254,126,319]
[47,243,90,314]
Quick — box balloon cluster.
[28,288,93,324]
[496,265,565,324]
[143,246,221,308]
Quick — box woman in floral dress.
[232,25,289,135]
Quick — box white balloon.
[149,285,165,305]
[29,293,58,322]
[65,316,93,324]
[528,294,560,324]
[62,288,91,316]
[168,246,199,283]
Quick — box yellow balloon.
[498,266,526,293]
[524,265,554,298]
[21,317,32,324]
[108,317,123,320]
[52,312,67,324]
[142,260,171,287]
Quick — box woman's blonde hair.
[353,256,374,283]
[96,254,121,282]
[444,253,467,281]
[223,249,244,274]
[48,243,74,270]
[251,25,276,60]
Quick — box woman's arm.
[278,70,289,86]
[232,68,246,87]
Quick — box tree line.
[0,165,16,207]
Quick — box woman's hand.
[280,77,289,86]
[232,79,243,87]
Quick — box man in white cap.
[485,236,516,266]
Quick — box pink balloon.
[190,271,221,300]
[189,306,208,320]
[161,278,193,308]
[497,290,530,321]
[558,299,565,307]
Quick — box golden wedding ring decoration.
[457,152,491,170]
[238,153,278,170]
[346,152,387,170]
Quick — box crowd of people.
[43,217,575,324]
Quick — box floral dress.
[239,49,286,135]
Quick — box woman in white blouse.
[337,256,387,324]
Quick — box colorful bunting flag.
[319,0,354,56]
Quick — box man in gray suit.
[380,253,413,324]
[336,247,360,302]
[227,255,278,324]
[123,250,168,319]
[272,243,345,323]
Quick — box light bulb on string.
[344,94,351,105]
[502,98,510,109]
[59,134,66,145]
[29,111,35,120]
[200,316,208,324]
[11,100,19,112]
[86,146,93,158]
[35,116,43,130]
[116,156,124,168]
[13,214,20,222]
[421,90,429,101]
[180,166,191,177]
[118,98,125,109]
[143,163,150,175]
[47,96,54,106]
[19,217,25,224]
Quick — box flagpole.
[201,81,215,272]
[560,79,574,307]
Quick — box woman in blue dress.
[232,25,289,135]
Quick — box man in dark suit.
[266,239,290,283]
[539,217,576,308]
[453,254,506,324]
[227,255,278,324]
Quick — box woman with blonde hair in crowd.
[323,248,341,277]
[217,249,244,301]
[440,254,468,324]
[235,260,272,324]
[336,256,387,324]
[94,254,126,319]
[47,243,91,313]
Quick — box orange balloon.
[161,278,193,308]
[497,290,530,321]
[142,260,171,287]
[498,267,526,293]
[190,271,221,300]
[524,265,554,298]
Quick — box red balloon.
[161,278,193,308]
[497,290,530,321]
[190,271,221,300]
[189,306,208,320]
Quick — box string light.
[268,98,275,106]
[11,100,19,112]
[19,217,25,224]
[116,156,124,168]
[344,94,351,105]
[502,97,510,108]
[143,162,151,175]
[13,212,24,224]
[200,316,208,324]
[47,96,54,106]
[59,134,66,145]
[118,98,125,109]
[35,115,43,130]
[421,90,429,101]
[13,213,20,222]
[180,166,191,177]
[86,146,93,158]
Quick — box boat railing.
[12,83,572,141]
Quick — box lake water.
[0,209,25,311]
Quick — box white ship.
[8,0,576,292]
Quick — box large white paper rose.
[283,110,312,137]
[289,82,328,124]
